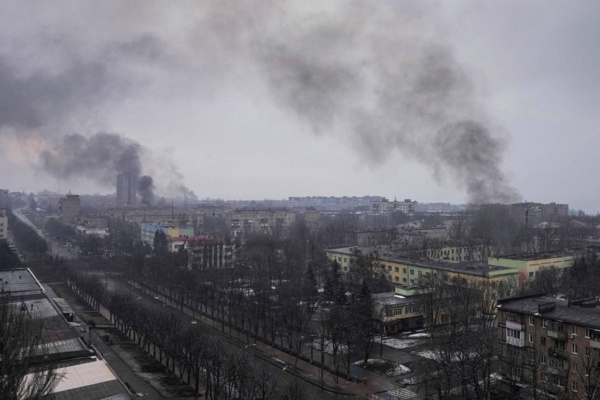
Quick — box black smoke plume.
[137,175,155,205]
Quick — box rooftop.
[490,250,574,261]
[328,246,517,277]
[498,295,600,329]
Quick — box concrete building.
[373,292,426,333]
[372,198,418,215]
[170,235,234,269]
[141,223,194,245]
[58,194,80,224]
[488,250,576,287]
[327,246,519,297]
[497,294,600,399]
[227,209,295,237]
[511,202,569,227]
[0,268,129,399]
[0,207,7,240]
[116,172,137,207]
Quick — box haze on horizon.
[1,1,599,212]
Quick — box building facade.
[116,172,137,207]
[58,194,80,224]
[0,207,7,240]
[497,294,600,399]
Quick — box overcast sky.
[1,1,599,212]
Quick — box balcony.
[590,340,600,350]
[506,320,525,331]
[506,335,525,347]
[547,330,566,341]
[548,347,567,359]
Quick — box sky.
[0,1,599,212]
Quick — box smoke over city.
[0,1,519,204]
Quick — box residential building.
[0,207,7,240]
[116,172,137,207]
[511,202,569,227]
[58,194,80,224]
[141,223,194,245]
[170,235,234,269]
[497,294,600,399]
[372,198,418,215]
[226,208,295,237]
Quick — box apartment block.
[497,294,600,399]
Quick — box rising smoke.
[0,2,518,204]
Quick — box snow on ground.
[413,350,477,362]
[407,332,430,338]
[354,359,411,377]
[382,337,421,349]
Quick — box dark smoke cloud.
[1,2,519,204]
[0,33,196,199]
[233,3,519,203]
[40,132,143,184]
[137,175,155,205]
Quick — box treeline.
[65,270,308,400]
[7,211,47,256]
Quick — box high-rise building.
[116,173,137,207]
[59,194,80,223]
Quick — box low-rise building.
[372,292,426,333]
[488,250,576,286]
[141,223,194,245]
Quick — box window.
[542,373,548,382]
[403,267,406,273]
[529,316,534,325]
[572,344,578,354]
[395,266,399,272]
[572,325,578,335]
[388,265,392,271]
[528,272,534,278]
[528,334,533,343]
[540,354,547,364]
[403,278,407,283]
[410,269,414,275]
[572,381,578,392]
[572,362,578,373]
[586,347,591,357]
[540,336,546,346]
[543,320,549,328]
[507,329,521,339]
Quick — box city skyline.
[1,2,599,212]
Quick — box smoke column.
[137,175,155,205]
[0,2,518,203]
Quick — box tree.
[0,295,63,399]
[153,230,169,255]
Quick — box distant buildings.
[116,172,137,207]
[226,208,296,237]
[58,194,80,224]
[372,198,418,215]
[510,202,569,226]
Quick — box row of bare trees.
[66,270,307,400]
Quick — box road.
[104,275,355,400]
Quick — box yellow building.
[326,246,519,297]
